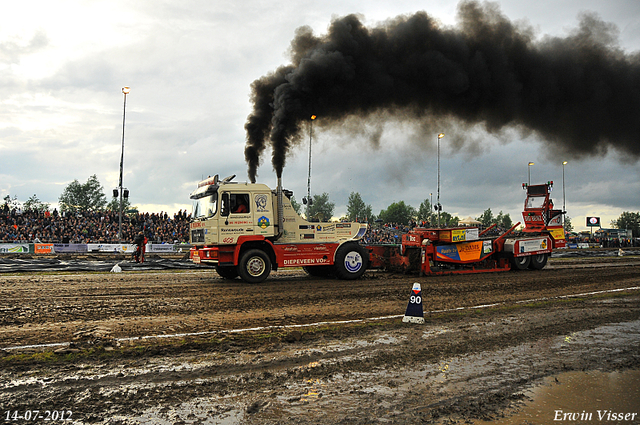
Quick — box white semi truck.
[189,174,368,283]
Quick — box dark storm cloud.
[244,0,640,182]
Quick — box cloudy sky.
[1,0,639,231]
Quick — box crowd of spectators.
[566,235,639,248]
[3,203,638,249]
[362,222,418,244]
[0,204,191,244]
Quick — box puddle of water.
[132,395,245,425]
[474,369,640,425]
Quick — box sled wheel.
[510,254,531,271]
[528,253,548,270]
[333,243,368,280]
[238,249,271,283]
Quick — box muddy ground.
[1,252,639,424]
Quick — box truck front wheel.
[510,254,531,271]
[333,243,368,280]
[238,249,271,283]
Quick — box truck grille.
[191,229,205,243]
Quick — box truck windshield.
[526,196,545,209]
[192,195,217,219]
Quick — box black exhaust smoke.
[244,0,640,182]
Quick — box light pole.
[528,162,534,185]
[437,133,445,227]
[430,192,433,225]
[305,114,316,219]
[562,161,567,225]
[118,86,130,243]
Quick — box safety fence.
[0,243,191,254]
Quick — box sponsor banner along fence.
[0,244,30,254]
[0,243,190,254]
[34,243,54,254]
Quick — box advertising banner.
[0,244,30,253]
[87,243,136,253]
[34,243,54,254]
[53,244,88,253]
[147,244,175,253]
[436,240,493,262]
[451,228,479,242]
[548,228,566,241]
[518,238,548,253]
[586,216,601,227]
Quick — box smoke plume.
[244,1,640,182]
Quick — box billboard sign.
[586,216,601,227]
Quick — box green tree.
[494,210,513,229]
[612,211,640,237]
[417,199,434,224]
[439,211,459,227]
[3,195,20,212]
[307,192,335,221]
[378,201,416,225]
[58,174,107,212]
[106,197,133,213]
[23,194,50,212]
[346,192,373,222]
[477,208,494,227]
[563,215,574,233]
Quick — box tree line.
[294,191,515,228]
[3,175,133,215]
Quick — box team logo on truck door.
[258,216,270,229]
[255,194,268,212]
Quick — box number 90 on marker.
[410,295,421,304]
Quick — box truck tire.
[238,249,271,283]
[528,253,548,270]
[333,243,368,280]
[216,265,238,280]
[510,254,531,271]
[303,265,334,277]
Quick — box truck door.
[220,192,253,244]
[251,191,275,237]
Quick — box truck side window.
[221,193,229,217]
[231,194,250,214]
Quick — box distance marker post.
[402,282,424,324]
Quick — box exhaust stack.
[276,176,284,239]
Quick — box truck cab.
[190,175,276,246]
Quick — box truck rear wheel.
[510,254,531,271]
[528,253,548,270]
[216,265,238,280]
[333,243,368,280]
[238,249,271,283]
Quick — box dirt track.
[1,254,639,424]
